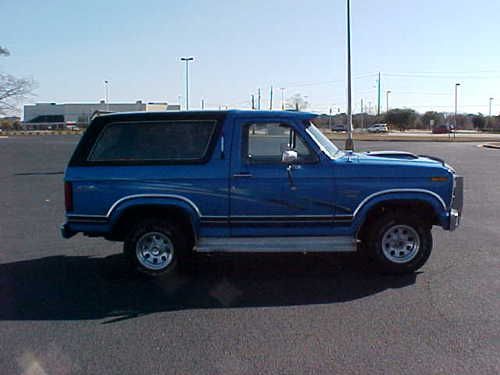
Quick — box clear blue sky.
[1,0,499,115]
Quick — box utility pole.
[377,72,381,116]
[386,90,391,113]
[280,88,286,110]
[360,98,364,129]
[329,108,332,130]
[345,0,354,151]
[180,57,194,110]
[201,99,205,110]
[251,94,255,110]
[257,88,261,110]
[488,97,493,128]
[269,86,273,110]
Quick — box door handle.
[233,173,253,178]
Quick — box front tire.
[365,212,433,274]
[124,219,187,276]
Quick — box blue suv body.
[62,110,463,274]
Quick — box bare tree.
[0,46,10,56]
[0,45,35,115]
[286,93,309,111]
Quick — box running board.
[195,236,357,253]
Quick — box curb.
[327,135,500,143]
[481,143,500,149]
[2,131,83,136]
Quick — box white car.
[367,123,389,133]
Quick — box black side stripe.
[201,215,353,224]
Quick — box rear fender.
[108,195,201,236]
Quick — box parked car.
[61,110,463,275]
[367,123,389,133]
[432,124,454,134]
[331,124,346,132]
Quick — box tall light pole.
[386,90,391,113]
[345,0,354,151]
[377,72,381,116]
[180,57,194,110]
[489,97,494,117]
[104,80,110,111]
[454,83,460,132]
[269,86,273,110]
[280,88,286,110]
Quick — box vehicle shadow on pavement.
[0,253,417,323]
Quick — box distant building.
[23,101,181,127]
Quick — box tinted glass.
[88,120,217,162]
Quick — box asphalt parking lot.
[0,135,498,374]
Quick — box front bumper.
[449,209,460,231]
[449,175,464,231]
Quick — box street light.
[180,57,194,110]
[454,83,461,137]
[104,80,110,111]
[386,90,391,113]
[489,97,494,117]
[345,0,354,151]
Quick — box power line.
[384,73,500,80]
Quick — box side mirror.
[281,150,298,164]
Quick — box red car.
[432,124,454,134]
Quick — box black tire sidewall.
[368,213,433,273]
[124,220,186,276]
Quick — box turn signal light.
[431,177,448,182]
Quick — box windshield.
[305,122,343,159]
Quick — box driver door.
[229,119,335,237]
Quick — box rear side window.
[88,120,217,162]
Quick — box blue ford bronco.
[61,110,463,275]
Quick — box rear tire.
[124,219,188,276]
[364,212,433,274]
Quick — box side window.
[245,123,316,164]
[88,120,218,163]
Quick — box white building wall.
[24,102,148,123]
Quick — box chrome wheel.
[381,224,420,264]
[135,232,174,271]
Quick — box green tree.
[384,109,417,131]
[421,111,445,130]
[471,114,486,130]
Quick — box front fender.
[351,189,448,232]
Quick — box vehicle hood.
[358,150,446,166]
[335,150,455,176]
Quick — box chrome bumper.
[449,175,464,231]
[449,209,460,231]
